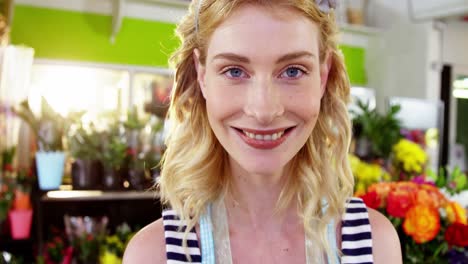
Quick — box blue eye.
[224,67,247,78]
[280,67,305,79]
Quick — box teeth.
[243,130,285,141]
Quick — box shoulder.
[367,207,402,264]
[123,218,167,264]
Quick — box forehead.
[205,4,320,61]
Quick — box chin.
[234,156,289,176]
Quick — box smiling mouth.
[233,127,296,141]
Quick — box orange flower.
[13,189,32,210]
[416,184,447,208]
[394,181,419,193]
[368,182,396,206]
[403,204,440,243]
[446,201,467,225]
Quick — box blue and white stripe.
[162,210,202,263]
[162,197,374,263]
[341,198,374,264]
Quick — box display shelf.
[41,189,156,202]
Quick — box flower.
[447,248,468,264]
[415,184,447,209]
[367,182,395,206]
[386,189,414,218]
[392,139,428,176]
[446,201,468,225]
[359,191,381,209]
[445,223,468,247]
[350,155,390,196]
[403,204,440,243]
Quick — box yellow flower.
[354,182,367,197]
[446,201,468,225]
[393,139,428,174]
[100,250,122,264]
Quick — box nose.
[244,77,284,125]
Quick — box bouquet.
[360,180,468,263]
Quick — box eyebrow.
[211,51,316,64]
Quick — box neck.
[225,159,297,230]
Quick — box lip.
[233,126,296,149]
[234,126,293,135]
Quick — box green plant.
[12,98,66,152]
[427,166,468,196]
[123,106,147,131]
[101,223,135,258]
[1,146,16,172]
[97,119,127,170]
[0,176,14,223]
[74,233,102,263]
[352,100,402,160]
[67,121,103,161]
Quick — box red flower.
[386,190,414,218]
[4,164,13,172]
[360,191,381,209]
[445,223,468,247]
[126,148,137,156]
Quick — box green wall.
[11,4,366,85]
[340,45,366,85]
[11,5,179,67]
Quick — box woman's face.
[195,4,330,176]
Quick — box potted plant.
[99,118,127,190]
[351,100,402,164]
[67,117,103,190]
[12,98,67,190]
[123,107,146,190]
[8,167,34,240]
[123,106,147,148]
[125,150,148,191]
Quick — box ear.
[193,48,207,99]
[319,51,332,96]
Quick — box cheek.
[285,88,322,121]
[204,79,245,120]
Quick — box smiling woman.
[123,1,402,263]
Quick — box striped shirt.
[162,197,373,263]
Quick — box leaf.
[426,169,438,182]
[435,167,446,188]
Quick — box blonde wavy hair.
[159,0,354,260]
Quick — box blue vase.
[36,151,65,190]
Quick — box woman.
[124,0,402,263]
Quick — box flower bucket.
[9,209,33,239]
[36,151,65,190]
[71,159,103,190]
